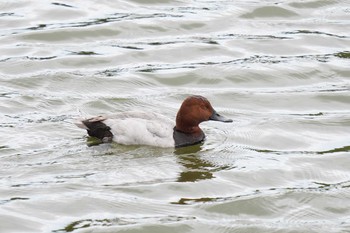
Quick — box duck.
[75,95,232,148]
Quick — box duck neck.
[175,125,202,135]
[175,117,203,135]
[175,107,204,135]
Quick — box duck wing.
[104,111,175,147]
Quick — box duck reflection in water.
[174,144,230,182]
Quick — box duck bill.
[209,110,233,123]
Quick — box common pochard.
[75,95,232,148]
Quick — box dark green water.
[0,0,350,232]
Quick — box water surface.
[0,0,350,232]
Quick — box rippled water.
[1,0,350,232]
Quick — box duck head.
[175,95,232,134]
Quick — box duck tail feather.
[74,120,89,130]
[74,115,107,130]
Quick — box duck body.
[76,95,232,148]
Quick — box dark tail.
[76,118,113,142]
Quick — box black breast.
[173,128,205,148]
